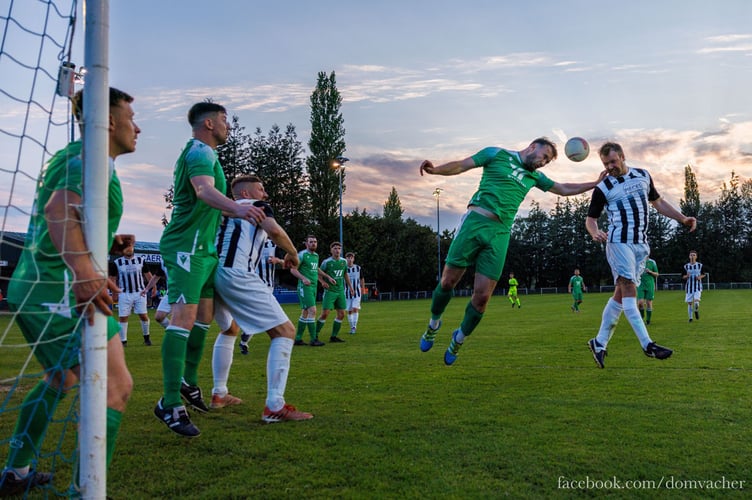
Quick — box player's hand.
[683,216,697,232]
[303,278,311,286]
[73,271,116,325]
[283,253,299,269]
[236,204,266,224]
[419,160,435,176]
[589,229,608,243]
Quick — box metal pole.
[433,188,442,282]
[80,0,109,497]
[339,168,343,248]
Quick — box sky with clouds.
[2,0,752,245]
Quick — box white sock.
[119,322,128,342]
[352,312,359,329]
[429,318,441,330]
[141,320,150,336]
[595,298,622,348]
[212,333,236,396]
[622,297,651,349]
[158,317,170,328]
[688,304,693,318]
[266,337,293,412]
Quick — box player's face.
[123,243,135,257]
[110,100,140,157]
[247,182,268,201]
[306,238,317,251]
[211,111,230,146]
[600,150,628,177]
[689,252,697,262]
[347,255,354,265]
[522,144,554,171]
[331,245,341,258]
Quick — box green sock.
[573,302,578,311]
[332,320,342,337]
[646,309,652,322]
[161,326,189,408]
[307,320,317,340]
[295,319,306,341]
[430,284,453,319]
[460,302,484,337]
[183,323,209,386]
[7,381,64,469]
[639,307,645,318]
[316,320,325,336]
[106,407,123,468]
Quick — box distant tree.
[249,123,309,244]
[383,187,404,220]
[680,164,701,216]
[216,114,252,196]
[161,185,174,227]
[307,71,346,237]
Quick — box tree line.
[163,72,752,294]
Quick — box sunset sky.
[2,0,751,245]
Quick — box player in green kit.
[637,257,658,324]
[568,268,587,312]
[316,242,353,343]
[1,88,138,496]
[418,137,605,365]
[155,102,265,437]
[291,235,323,346]
[507,272,521,308]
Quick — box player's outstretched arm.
[419,157,476,177]
[651,197,697,232]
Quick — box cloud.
[698,33,752,54]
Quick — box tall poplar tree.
[307,71,346,239]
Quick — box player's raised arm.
[419,157,476,177]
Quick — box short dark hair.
[345,252,355,257]
[330,241,342,249]
[72,87,133,122]
[531,137,558,160]
[187,101,226,127]
[599,142,624,158]
[231,174,262,191]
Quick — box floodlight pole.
[334,156,349,249]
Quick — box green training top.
[297,250,319,284]
[640,258,658,288]
[570,275,585,293]
[470,147,555,227]
[160,138,226,257]
[320,256,348,293]
[8,141,123,307]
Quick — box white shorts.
[606,242,650,285]
[157,293,172,314]
[214,268,289,335]
[346,296,362,311]
[685,291,702,303]
[118,292,148,316]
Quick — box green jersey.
[570,275,585,293]
[470,147,555,226]
[297,250,319,284]
[640,259,658,289]
[8,141,123,306]
[508,278,518,288]
[160,138,226,258]
[320,256,348,293]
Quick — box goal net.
[1,1,110,497]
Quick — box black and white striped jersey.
[587,167,660,244]
[215,199,274,274]
[113,255,147,294]
[684,262,704,293]
[346,264,362,299]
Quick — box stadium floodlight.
[333,156,349,249]
[433,187,443,282]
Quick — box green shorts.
[508,286,518,297]
[572,291,584,301]
[9,303,120,370]
[321,289,346,311]
[298,282,317,309]
[446,210,510,280]
[162,251,217,304]
[637,285,655,301]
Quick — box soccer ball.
[564,137,589,162]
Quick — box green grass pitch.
[1,289,750,498]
